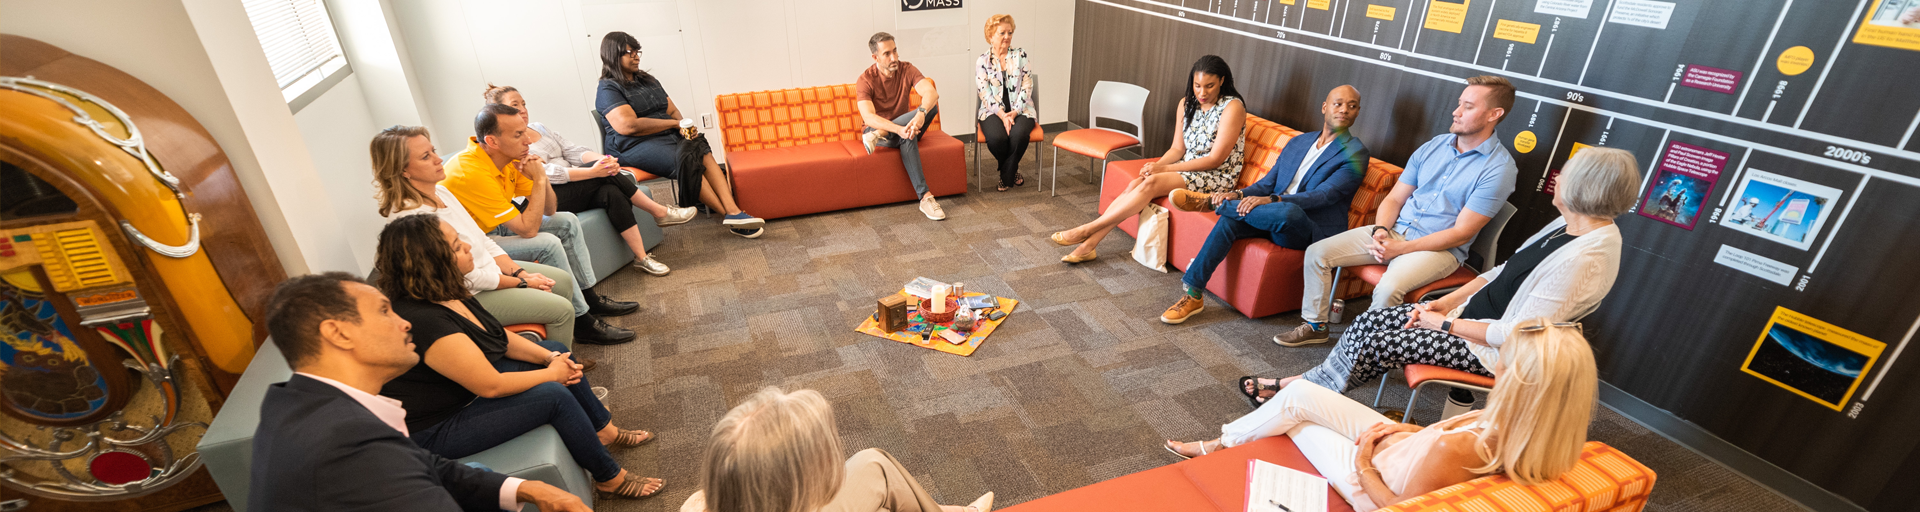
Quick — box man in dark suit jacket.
[251,272,591,512]
[1161,85,1369,324]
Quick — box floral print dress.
[1176,96,1245,193]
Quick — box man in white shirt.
[249,273,591,511]
[1160,85,1370,324]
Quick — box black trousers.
[552,174,640,233]
[980,114,1035,186]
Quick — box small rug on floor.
[854,292,1019,356]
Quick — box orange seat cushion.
[1348,264,1474,304]
[504,323,547,339]
[1404,363,1495,389]
[1382,442,1656,512]
[1053,128,1141,158]
[714,82,943,154]
[1000,436,1355,512]
[620,167,665,183]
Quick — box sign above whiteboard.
[902,0,962,12]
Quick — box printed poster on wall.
[1717,169,1840,250]
[1638,141,1726,230]
[1741,307,1886,411]
[1855,0,1920,51]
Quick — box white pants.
[1300,226,1462,323]
[1220,380,1394,510]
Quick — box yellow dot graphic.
[1514,130,1538,154]
[1777,46,1815,76]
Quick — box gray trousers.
[865,106,940,197]
[472,261,577,347]
[490,211,596,316]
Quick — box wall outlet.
[700,113,715,129]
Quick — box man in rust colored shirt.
[856,32,946,221]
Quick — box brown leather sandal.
[610,429,654,447]
[598,476,665,500]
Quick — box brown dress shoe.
[1167,189,1215,213]
[1161,295,1205,324]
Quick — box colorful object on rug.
[855,292,1017,356]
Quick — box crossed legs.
[1056,172,1189,259]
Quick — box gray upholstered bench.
[197,341,595,511]
[576,178,665,281]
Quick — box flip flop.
[598,476,665,500]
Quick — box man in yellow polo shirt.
[443,103,635,345]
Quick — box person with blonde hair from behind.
[1166,318,1597,511]
[680,387,994,512]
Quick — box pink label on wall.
[1680,65,1742,94]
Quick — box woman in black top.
[595,31,766,239]
[375,214,665,500]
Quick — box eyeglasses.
[627,49,643,57]
[1516,321,1581,332]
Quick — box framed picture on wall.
[1716,169,1841,250]
[1740,307,1885,411]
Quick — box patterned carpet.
[187,131,1805,512]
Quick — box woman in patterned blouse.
[1049,55,1247,264]
[975,14,1037,191]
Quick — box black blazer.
[250,374,509,512]
[1239,130,1370,243]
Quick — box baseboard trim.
[1597,382,1865,512]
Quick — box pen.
[1268,499,1292,512]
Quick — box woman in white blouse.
[1240,147,1640,404]
[974,14,1036,191]
[486,84,694,276]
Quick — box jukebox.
[1,36,287,511]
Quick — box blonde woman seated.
[1049,55,1246,263]
[1167,319,1597,511]
[680,387,994,512]
[1237,148,1638,406]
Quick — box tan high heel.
[1061,250,1098,264]
[968,491,996,512]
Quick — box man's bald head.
[1322,85,1361,133]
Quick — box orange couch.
[1001,438,1655,512]
[1098,115,1404,318]
[715,84,965,220]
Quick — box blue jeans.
[490,212,593,316]
[1182,200,1315,290]
[410,340,620,483]
[864,106,940,196]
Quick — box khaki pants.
[821,448,945,512]
[472,261,577,347]
[1299,226,1461,323]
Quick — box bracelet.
[1371,225,1391,236]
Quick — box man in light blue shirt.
[1274,76,1519,347]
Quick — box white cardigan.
[1448,217,1622,369]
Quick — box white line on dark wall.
[1472,0,1499,65]
[1577,0,1620,85]
[1762,100,1777,123]
[1806,174,1868,274]
[1720,147,1754,207]
[1901,110,1920,149]
[1537,33,1555,76]
[1733,0,1795,116]
[1794,0,1870,128]
[1663,82,1676,103]
[1860,313,1920,401]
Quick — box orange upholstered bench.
[715,84,965,220]
[1097,115,1404,318]
[1001,438,1655,512]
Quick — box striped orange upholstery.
[715,82,943,154]
[1381,442,1657,512]
[1236,116,1305,190]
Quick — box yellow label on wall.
[1776,46,1815,76]
[1276,0,1297,4]
[1741,307,1885,411]
[1492,19,1541,44]
[1853,1,1920,52]
[1308,0,1331,10]
[1513,130,1538,153]
[1570,142,1592,158]
[1424,0,1469,33]
[1366,4,1396,20]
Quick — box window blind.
[243,0,346,89]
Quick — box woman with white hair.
[681,387,994,512]
[1167,319,1599,511]
[1236,146,1639,403]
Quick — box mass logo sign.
[901,0,961,12]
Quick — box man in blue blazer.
[250,273,590,511]
[1161,85,1368,324]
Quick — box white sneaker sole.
[1271,333,1332,347]
[722,217,766,229]
[1160,306,1202,324]
[731,227,766,239]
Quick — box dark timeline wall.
[1068,0,1920,509]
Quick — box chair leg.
[1405,381,1429,425]
[1049,145,1060,197]
[1372,373,1388,407]
[972,140,981,192]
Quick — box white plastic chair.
[1051,81,1149,197]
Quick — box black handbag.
[674,132,711,208]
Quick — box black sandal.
[997,183,1011,192]
[1013,173,1026,187]
[1238,376,1281,409]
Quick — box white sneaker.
[592,386,609,401]
[919,196,946,221]
[861,130,881,155]
[634,256,670,276]
[657,206,697,226]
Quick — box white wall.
[387,0,1076,161]
[291,79,387,272]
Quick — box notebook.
[1246,458,1328,512]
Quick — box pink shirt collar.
[296,372,410,437]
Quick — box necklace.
[1542,226,1569,246]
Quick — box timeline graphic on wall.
[1072,2,1920,503]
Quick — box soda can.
[1330,299,1345,324]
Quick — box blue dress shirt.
[1392,132,1518,262]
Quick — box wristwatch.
[515,276,528,289]
[509,268,526,277]
[1371,225,1391,237]
[1440,319,1454,335]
